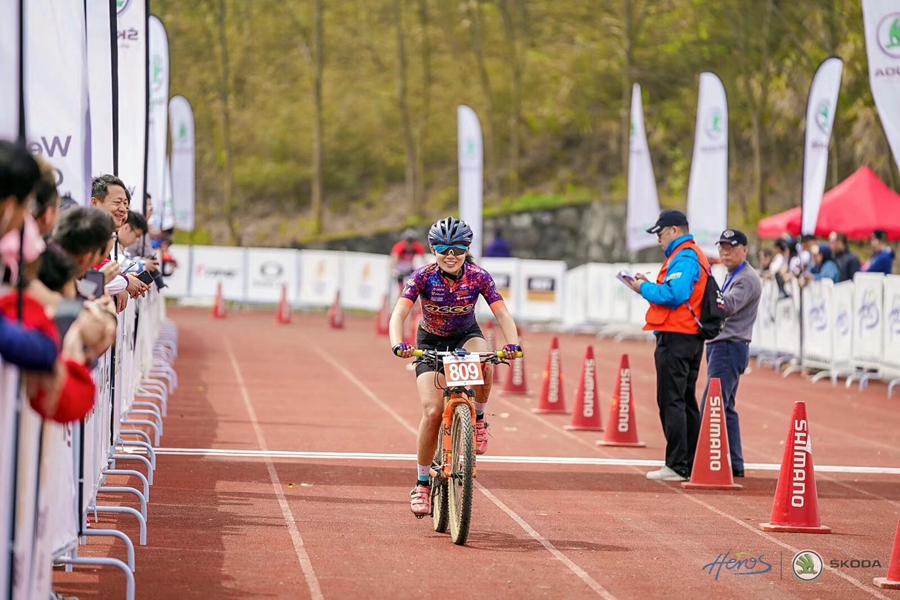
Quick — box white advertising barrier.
[0,363,17,598]
[802,279,833,368]
[583,263,614,323]
[774,297,800,359]
[190,246,247,300]
[246,248,299,304]
[298,250,342,307]
[12,409,43,600]
[563,265,588,328]
[711,263,727,287]
[752,279,778,355]
[852,272,884,367]
[609,263,632,323]
[832,281,854,367]
[628,263,661,327]
[881,275,900,373]
[518,259,566,322]
[162,244,191,298]
[340,252,390,311]
[476,257,520,320]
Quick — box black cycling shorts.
[414,322,485,377]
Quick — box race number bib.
[442,354,484,387]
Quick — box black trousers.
[654,332,704,477]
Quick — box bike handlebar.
[406,349,523,360]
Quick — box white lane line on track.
[145,448,900,475]
[313,346,616,599]
[226,340,324,600]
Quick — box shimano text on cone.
[533,337,567,414]
[565,346,604,431]
[682,378,742,490]
[597,355,645,447]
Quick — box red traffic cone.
[329,291,344,329]
[501,339,529,396]
[212,282,227,319]
[874,516,900,589]
[533,337,567,414]
[597,355,645,447]
[682,378,742,490]
[759,401,831,533]
[565,346,603,431]
[376,295,390,336]
[276,284,292,324]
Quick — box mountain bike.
[409,348,520,546]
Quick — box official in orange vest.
[626,209,711,481]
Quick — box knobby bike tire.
[448,403,475,545]
[431,435,449,533]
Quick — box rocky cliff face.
[303,202,662,267]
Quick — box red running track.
[55,308,900,599]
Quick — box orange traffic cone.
[276,284,292,324]
[212,282,227,319]
[501,334,529,396]
[759,401,831,533]
[682,378,742,490]
[874,516,900,589]
[533,337,567,414]
[597,355,645,447]
[376,295,390,336]
[565,346,603,431]
[329,291,344,329]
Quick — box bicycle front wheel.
[431,434,449,533]
[448,403,475,545]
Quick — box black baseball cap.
[646,209,689,234]
[717,229,748,247]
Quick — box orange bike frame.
[439,387,477,479]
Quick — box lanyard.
[722,262,747,293]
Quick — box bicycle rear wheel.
[431,435,449,533]
[448,403,475,545]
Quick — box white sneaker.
[646,466,687,481]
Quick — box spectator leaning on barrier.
[626,209,710,482]
[808,245,840,284]
[828,231,860,282]
[52,207,116,278]
[866,230,895,275]
[704,229,761,479]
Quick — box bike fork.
[440,389,478,479]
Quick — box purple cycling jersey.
[400,262,505,337]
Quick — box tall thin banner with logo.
[147,15,169,219]
[863,0,900,172]
[160,158,176,230]
[458,105,483,259]
[0,0,21,140]
[169,95,195,230]
[86,0,115,176]
[24,0,90,203]
[626,84,661,253]
[801,57,843,235]
[685,72,728,255]
[117,0,148,211]
[245,248,299,304]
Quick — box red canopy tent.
[757,166,900,241]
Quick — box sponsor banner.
[0,0,20,140]
[802,280,834,366]
[883,275,900,370]
[585,263,617,323]
[160,158,176,230]
[340,252,391,311]
[12,410,43,600]
[519,260,566,321]
[752,279,778,354]
[117,0,148,211]
[161,244,191,297]
[626,84,662,252]
[801,58,843,235]
[832,281,854,365]
[246,248,299,304]
[476,257,520,319]
[190,246,247,300]
[86,0,115,175]
[628,263,661,327]
[863,0,900,172]
[609,263,632,323]
[46,423,77,556]
[852,272,884,365]
[147,16,169,216]
[0,364,18,597]
[24,0,90,203]
[563,265,589,328]
[169,95,195,230]
[686,72,729,256]
[458,105,484,259]
[775,297,800,358]
[298,250,341,307]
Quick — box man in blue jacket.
[866,230,895,275]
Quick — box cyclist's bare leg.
[416,371,445,467]
[462,336,493,405]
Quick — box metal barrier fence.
[1,288,178,600]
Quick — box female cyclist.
[389,216,522,517]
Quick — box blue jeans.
[702,340,750,471]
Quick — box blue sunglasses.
[433,244,469,256]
